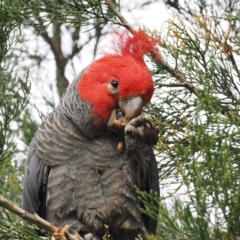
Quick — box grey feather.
[22,73,159,240]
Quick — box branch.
[0,195,83,240]
[40,24,69,97]
[104,0,240,122]
[104,0,194,90]
[104,0,135,34]
[41,31,66,68]
[159,82,196,93]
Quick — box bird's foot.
[83,233,101,240]
[102,224,111,240]
[51,225,69,240]
[51,225,84,240]
[125,115,159,150]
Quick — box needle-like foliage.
[1,0,240,239]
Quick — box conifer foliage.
[0,0,240,239]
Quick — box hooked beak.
[107,96,143,132]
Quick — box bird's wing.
[22,138,50,219]
[140,146,159,234]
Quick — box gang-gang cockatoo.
[22,30,160,240]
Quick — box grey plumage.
[22,74,159,239]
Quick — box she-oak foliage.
[0,0,240,239]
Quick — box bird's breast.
[37,111,143,236]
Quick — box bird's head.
[77,30,161,132]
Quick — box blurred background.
[1,0,240,239]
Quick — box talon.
[84,233,101,240]
[125,115,159,147]
[53,225,69,240]
[103,224,111,240]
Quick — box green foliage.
[1,0,240,239]
[0,0,41,238]
[0,73,40,238]
[0,212,46,240]
[0,66,36,238]
[0,58,30,196]
[142,5,240,240]
[17,109,38,145]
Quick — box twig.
[158,82,196,93]
[0,195,83,240]
[104,0,240,122]
[104,0,194,91]
[104,0,135,34]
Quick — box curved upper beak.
[118,96,143,121]
[107,96,143,131]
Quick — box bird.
[22,30,160,240]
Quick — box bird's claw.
[52,225,69,240]
[102,224,111,240]
[125,115,159,150]
[83,232,101,240]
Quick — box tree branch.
[104,0,240,122]
[104,0,194,90]
[158,82,197,93]
[0,195,84,240]
[104,0,135,34]
[40,24,69,97]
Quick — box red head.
[78,30,160,129]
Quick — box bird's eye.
[111,80,119,89]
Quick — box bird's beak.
[107,96,143,132]
[118,96,143,121]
